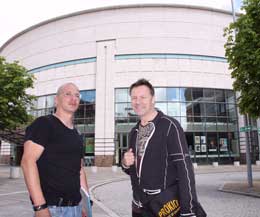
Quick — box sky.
[0,0,242,47]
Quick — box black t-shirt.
[25,115,84,204]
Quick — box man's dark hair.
[129,78,155,96]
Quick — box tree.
[0,56,35,131]
[224,0,260,118]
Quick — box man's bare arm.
[21,140,51,217]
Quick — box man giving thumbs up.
[121,79,199,217]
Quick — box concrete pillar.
[94,40,116,166]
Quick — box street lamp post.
[231,0,253,188]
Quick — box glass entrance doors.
[115,133,129,165]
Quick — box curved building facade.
[1,4,258,166]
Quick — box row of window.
[116,102,236,119]
[28,90,96,135]
[116,87,235,103]
[28,87,239,162]
[30,87,238,135]
[32,90,95,109]
[116,118,237,132]
[115,87,239,156]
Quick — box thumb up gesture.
[122,148,135,167]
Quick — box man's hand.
[122,148,135,167]
[35,208,51,217]
[82,206,87,217]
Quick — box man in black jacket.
[122,79,198,217]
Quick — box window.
[81,90,95,103]
[156,103,167,114]
[168,103,180,117]
[203,89,215,102]
[180,88,192,102]
[217,103,227,116]
[180,102,192,117]
[192,88,203,101]
[167,88,180,101]
[205,103,216,116]
[115,89,129,103]
[215,89,225,103]
[226,90,235,104]
[155,88,167,101]
[193,102,205,117]
[115,103,128,117]
[37,96,46,109]
[46,95,55,108]
[75,104,85,119]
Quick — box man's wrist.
[33,203,48,211]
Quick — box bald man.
[21,83,89,217]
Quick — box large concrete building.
[1,4,259,166]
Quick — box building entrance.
[115,133,129,165]
[115,131,240,165]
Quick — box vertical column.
[94,40,115,166]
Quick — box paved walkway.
[0,165,260,217]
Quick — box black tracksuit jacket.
[122,111,198,217]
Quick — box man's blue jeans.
[48,204,82,217]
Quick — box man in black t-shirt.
[21,82,89,217]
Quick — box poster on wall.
[201,144,207,152]
[195,144,201,152]
[208,140,217,152]
[195,136,200,144]
[200,136,206,144]
[219,138,228,151]
[85,138,94,154]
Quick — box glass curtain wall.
[28,90,96,165]
[115,87,239,164]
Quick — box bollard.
[91,166,98,173]
[212,162,218,167]
[193,163,198,169]
[256,160,260,166]
[111,165,118,172]
[234,161,240,166]
[10,166,20,179]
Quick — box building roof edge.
[0,3,239,53]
